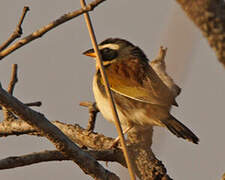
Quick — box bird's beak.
[83,48,96,57]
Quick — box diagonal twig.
[0,7,29,52]
[0,0,106,61]
[80,0,136,179]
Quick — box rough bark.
[176,0,225,67]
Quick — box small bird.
[83,38,199,144]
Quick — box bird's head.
[83,38,148,67]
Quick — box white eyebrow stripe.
[98,43,120,50]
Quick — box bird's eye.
[102,48,111,54]
[100,48,118,61]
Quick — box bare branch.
[0,119,116,150]
[0,149,124,170]
[0,101,42,110]
[0,0,106,61]
[80,101,99,131]
[0,117,172,179]
[1,64,41,120]
[176,0,225,67]
[0,150,65,170]
[2,64,18,120]
[23,101,42,107]
[0,85,119,180]
[0,7,29,51]
[150,46,181,98]
[127,127,172,180]
[8,64,18,95]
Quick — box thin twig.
[80,101,99,131]
[8,64,18,95]
[0,7,29,52]
[0,85,119,180]
[0,101,42,110]
[2,64,18,120]
[24,101,42,107]
[0,149,124,170]
[80,0,136,179]
[0,0,106,61]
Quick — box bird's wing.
[103,59,176,106]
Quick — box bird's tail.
[163,115,199,144]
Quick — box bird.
[83,38,199,144]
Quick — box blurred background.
[0,0,224,179]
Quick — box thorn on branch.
[80,101,99,132]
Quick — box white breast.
[92,75,128,128]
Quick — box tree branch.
[0,149,124,170]
[0,7,29,52]
[80,101,99,132]
[150,46,181,98]
[0,85,119,180]
[0,119,116,150]
[127,127,172,180]
[0,116,171,179]
[0,0,106,61]
[2,64,18,121]
[7,64,18,95]
[0,102,42,110]
[176,0,225,67]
